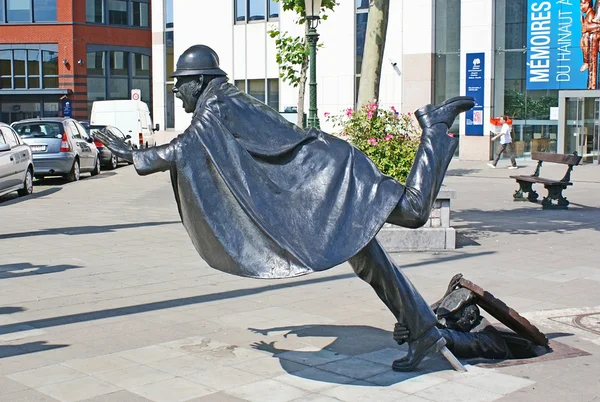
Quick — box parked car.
[11,118,100,182]
[80,122,132,169]
[90,100,158,149]
[0,123,34,198]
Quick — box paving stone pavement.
[0,157,599,402]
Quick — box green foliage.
[326,103,421,184]
[277,0,337,23]
[268,29,308,87]
[268,0,336,86]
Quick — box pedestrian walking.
[488,115,518,169]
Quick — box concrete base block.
[376,226,456,252]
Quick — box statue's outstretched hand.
[393,323,410,345]
[93,128,134,163]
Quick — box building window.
[42,50,58,88]
[354,5,369,103]
[357,0,369,10]
[34,0,56,21]
[7,0,32,22]
[268,0,278,19]
[235,0,245,22]
[248,0,265,21]
[235,79,279,110]
[0,50,10,89]
[434,0,460,155]
[86,48,152,112]
[132,1,149,27]
[0,0,57,22]
[86,0,104,23]
[27,50,40,88]
[0,47,57,89]
[235,80,246,91]
[267,78,279,111]
[235,0,277,23]
[108,0,128,25]
[247,79,265,102]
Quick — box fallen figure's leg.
[348,96,474,372]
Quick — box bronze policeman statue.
[95,44,475,372]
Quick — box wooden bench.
[510,152,582,210]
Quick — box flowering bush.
[326,102,421,184]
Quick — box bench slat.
[510,175,573,186]
[531,152,582,165]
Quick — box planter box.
[376,187,456,251]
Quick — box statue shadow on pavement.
[248,324,453,385]
[248,324,589,383]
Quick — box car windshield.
[12,122,64,139]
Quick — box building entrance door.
[562,92,600,164]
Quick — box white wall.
[173,0,234,131]
[459,0,494,161]
[151,0,166,129]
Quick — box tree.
[357,0,390,108]
[268,0,336,127]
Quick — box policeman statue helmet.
[171,45,227,78]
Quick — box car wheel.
[109,154,118,170]
[17,168,34,197]
[66,159,80,182]
[91,155,101,176]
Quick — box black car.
[80,122,132,170]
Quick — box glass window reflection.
[248,0,264,21]
[133,1,149,27]
[34,0,57,21]
[235,0,245,22]
[268,0,278,19]
[7,0,31,22]
[86,0,104,23]
[108,0,128,25]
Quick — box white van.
[90,100,158,148]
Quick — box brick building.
[0,0,151,123]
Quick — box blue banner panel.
[526,0,587,90]
[62,100,72,118]
[465,52,485,136]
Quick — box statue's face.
[173,76,204,113]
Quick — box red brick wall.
[0,0,152,120]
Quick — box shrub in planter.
[325,102,421,184]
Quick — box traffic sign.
[131,89,141,101]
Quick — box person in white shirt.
[488,116,518,169]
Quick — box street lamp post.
[305,0,322,129]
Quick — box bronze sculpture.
[95,45,474,372]
[394,277,549,360]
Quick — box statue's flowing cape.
[133,77,403,278]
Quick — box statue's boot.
[414,96,475,129]
[393,327,447,372]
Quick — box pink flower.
[346,108,353,117]
[390,105,397,112]
[324,112,330,118]
[367,110,374,119]
[407,111,411,116]
[341,131,346,137]
[385,134,394,141]
[370,102,378,111]
[367,137,378,146]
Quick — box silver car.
[12,118,100,182]
[0,123,34,198]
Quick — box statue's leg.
[387,97,472,229]
[354,96,473,372]
[348,239,447,371]
[348,239,437,338]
